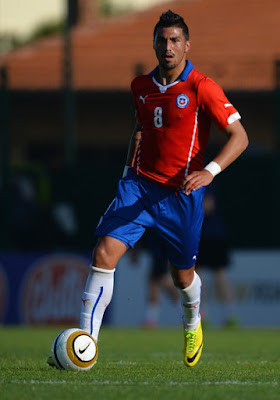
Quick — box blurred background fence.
[0,0,280,327]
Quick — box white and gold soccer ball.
[51,328,98,371]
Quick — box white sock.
[178,271,201,331]
[80,266,115,342]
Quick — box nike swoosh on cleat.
[187,343,203,363]
[79,342,91,354]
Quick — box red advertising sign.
[20,254,89,324]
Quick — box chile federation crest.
[176,94,189,108]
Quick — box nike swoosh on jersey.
[224,103,233,108]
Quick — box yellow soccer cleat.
[183,321,203,367]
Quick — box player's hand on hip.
[181,170,214,195]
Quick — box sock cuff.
[182,271,201,293]
[91,265,115,274]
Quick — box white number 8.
[154,107,163,128]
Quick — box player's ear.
[185,40,191,53]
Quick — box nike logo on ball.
[79,342,91,354]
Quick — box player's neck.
[157,61,186,85]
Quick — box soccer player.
[50,10,248,368]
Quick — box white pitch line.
[0,379,278,387]
[107,360,183,365]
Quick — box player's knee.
[92,242,112,268]
[173,276,190,289]
[92,237,125,269]
[170,266,195,289]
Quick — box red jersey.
[131,60,241,190]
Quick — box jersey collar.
[148,60,194,81]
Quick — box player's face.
[153,26,190,71]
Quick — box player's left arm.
[182,119,249,195]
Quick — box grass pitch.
[0,326,279,400]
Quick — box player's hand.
[181,170,214,195]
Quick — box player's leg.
[80,236,127,342]
[47,235,127,368]
[47,236,128,367]
[161,188,205,367]
[80,170,147,341]
[169,265,201,329]
[169,264,203,367]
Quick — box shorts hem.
[95,232,131,249]
[169,261,196,270]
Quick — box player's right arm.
[182,77,249,195]
[182,119,248,194]
[123,120,142,177]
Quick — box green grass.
[0,326,279,400]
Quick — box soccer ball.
[51,328,98,371]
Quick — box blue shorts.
[96,169,205,269]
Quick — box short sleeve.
[197,77,241,130]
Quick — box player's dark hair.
[153,10,189,40]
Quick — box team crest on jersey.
[176,94,189,108]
